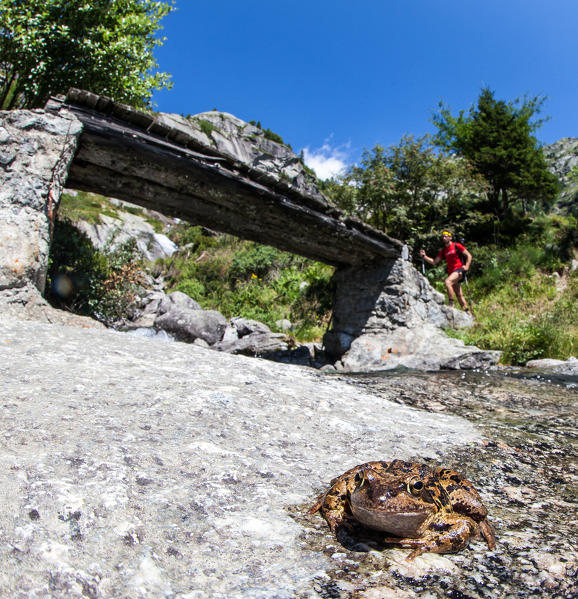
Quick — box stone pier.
[0,110,82,293]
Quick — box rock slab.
[0,317,480,598]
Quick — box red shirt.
[437,242,466,274]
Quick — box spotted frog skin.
[309,459,495,560]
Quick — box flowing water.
[305,368,577,599]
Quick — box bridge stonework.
[0,92,498,369]
[0,109,82,294]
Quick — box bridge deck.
[48,89,403,267]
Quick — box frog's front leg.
[309,476,354,532]
[384,514,478,560]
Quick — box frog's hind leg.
[384,515,478,560]
[479,517,496,549]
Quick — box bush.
[46,220,144,325]
[229,243,291,282]
[156,230,334,340]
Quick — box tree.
[432,87,558,217]
[325,135,487,245]
[0,0,174,110]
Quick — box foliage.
[450,270,577,365]
[0,0,174,109]
[432,87,558,218]
[324,135,487,249]
[58,191,121,223]
[229,243,292,282]
[195,118,219,139]
[249,120,290,148]
[445,215,578,365]
[46,219,144,325]
[156,228,334,340]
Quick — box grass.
[444,236,578,365]
[51,198,577,360]
[155,226,334,341]
[58,191,121,224]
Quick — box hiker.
[420,231,472,313]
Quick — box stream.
[303,367,577,599]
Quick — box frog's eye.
[407,477,424,496]
[354,469,366,488]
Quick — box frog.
[309,459,495,560]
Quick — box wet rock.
[526,356,578,375]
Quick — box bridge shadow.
[324,259,398,358]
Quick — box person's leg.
[444,272,460,306]
[454,280,469,310]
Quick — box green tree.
[432,87,558,217]
[0,0,174,110]
[325,135,487,245]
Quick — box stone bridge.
[0,90,497,371]
[48,89,404,267]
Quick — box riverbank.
[0,318,479,599]
[0,318,575,598]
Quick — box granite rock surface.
[0,317,481,599]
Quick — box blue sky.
[152,0,578,179]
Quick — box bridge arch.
[2,90,490,370]
[48,89,403,268]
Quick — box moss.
[58,191,119,224]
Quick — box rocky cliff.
[544,137,578,215]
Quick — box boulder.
[323,257,494,371]
[526,356,578,375]
[339,324,501,372]
[214,317,288,356]
[157,290,202,315]
[155,307,227,346]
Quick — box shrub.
[229,243,292,282]
[46,220,144,325]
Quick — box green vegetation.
[425,214,577,364]
[43,84,575,365]
[0,0,174,109]
[46,220,144,326]
[195,118,219,139]
[320,87,577,365]
[322,135,488,248]
[249,120,291,148]
[58,191,164,233]
[154,224,333,340]
[433,87,558,217]
[58,191,121,224]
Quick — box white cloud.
[301,142,350,180]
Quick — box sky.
[152,0,578,179]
